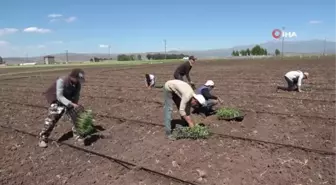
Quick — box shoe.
[38,140,48,148]
[73,133,85,145]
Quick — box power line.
[323,37,326,56]
[108,45,111,58]
[164,39,167,60]
[281,26,285,59]
[65,50,69,63]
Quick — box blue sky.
[0,0,335,57]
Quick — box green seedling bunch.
[172,124,210,140]
[76,110,95,137]
[216,107,242,120]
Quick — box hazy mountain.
[3,40,335,64]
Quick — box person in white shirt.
[163,79,206,139]
[145,74,163,89]
[277,70,309,92]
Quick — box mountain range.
[3,40,335,64]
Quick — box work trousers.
[39,102,78,141]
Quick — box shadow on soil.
[57,125,106,146]
[171,119,188,130]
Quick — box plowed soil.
[0,57,335,185]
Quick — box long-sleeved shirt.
[164,79,195,116]
[201,88,218,100]
[174,61,192,82]
[56,78,80,106]
[285,70,304,86]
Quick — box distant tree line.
[146,53,187,60]
[231,45,268,56]
[231,45,282,56]
[115,53,188,61]
[117,54,142,61]
[90,57,113,62]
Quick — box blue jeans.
[163,88,173,135]
[206,99,217,110]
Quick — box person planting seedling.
[173,56,196,89]
[277,70,309,92]
[194,80,223,116]
[38,68,86,148]
[145,73,163,89]
[163,79,207,139]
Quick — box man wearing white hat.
[195,80,222,115]
[163,79,206,138]
[277,70,309,92]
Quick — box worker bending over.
[163,79,206,139]
[277,70,309,92]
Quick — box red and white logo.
[272,29,297,39]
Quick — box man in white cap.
[277,70,309,92]
[194,80,222,115]
[163,79,206,138]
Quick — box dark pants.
[278,76,298,91]
[285,76,298,91]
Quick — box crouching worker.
[145,73,163,89]
[277,70,309,92]
[163,79,206,139]
[38,68,85,148]
[194,80,222,116]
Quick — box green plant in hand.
[216,107,242,120]
[172,124,210,140]
[76,110,95,137]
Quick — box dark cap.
[69,68,85,81]
[189,56,197,61]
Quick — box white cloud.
[37,45,46,48]
[65,16,77,23]
[48,14,63,18]
[99,44,109,48]
[23,27,51,33]
[0,28,19,36]
[0,40,9,46]
[309,20,322,24]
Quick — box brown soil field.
[0,57,335,185]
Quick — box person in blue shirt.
[194,80,222,116]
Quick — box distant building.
[44,55,55,64]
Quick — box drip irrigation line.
[1,100,335,155]
[1,84,335,104]
[2,97,334,122]
[0,125,199,185]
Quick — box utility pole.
[65,50,69,63]
[281,26,285,59]
[164,39,167,60]
[108,45,111,58]
[25,53,28,63]
[323,37,326,56]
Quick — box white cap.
[193,94,207,106]
[204,80,214,86]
